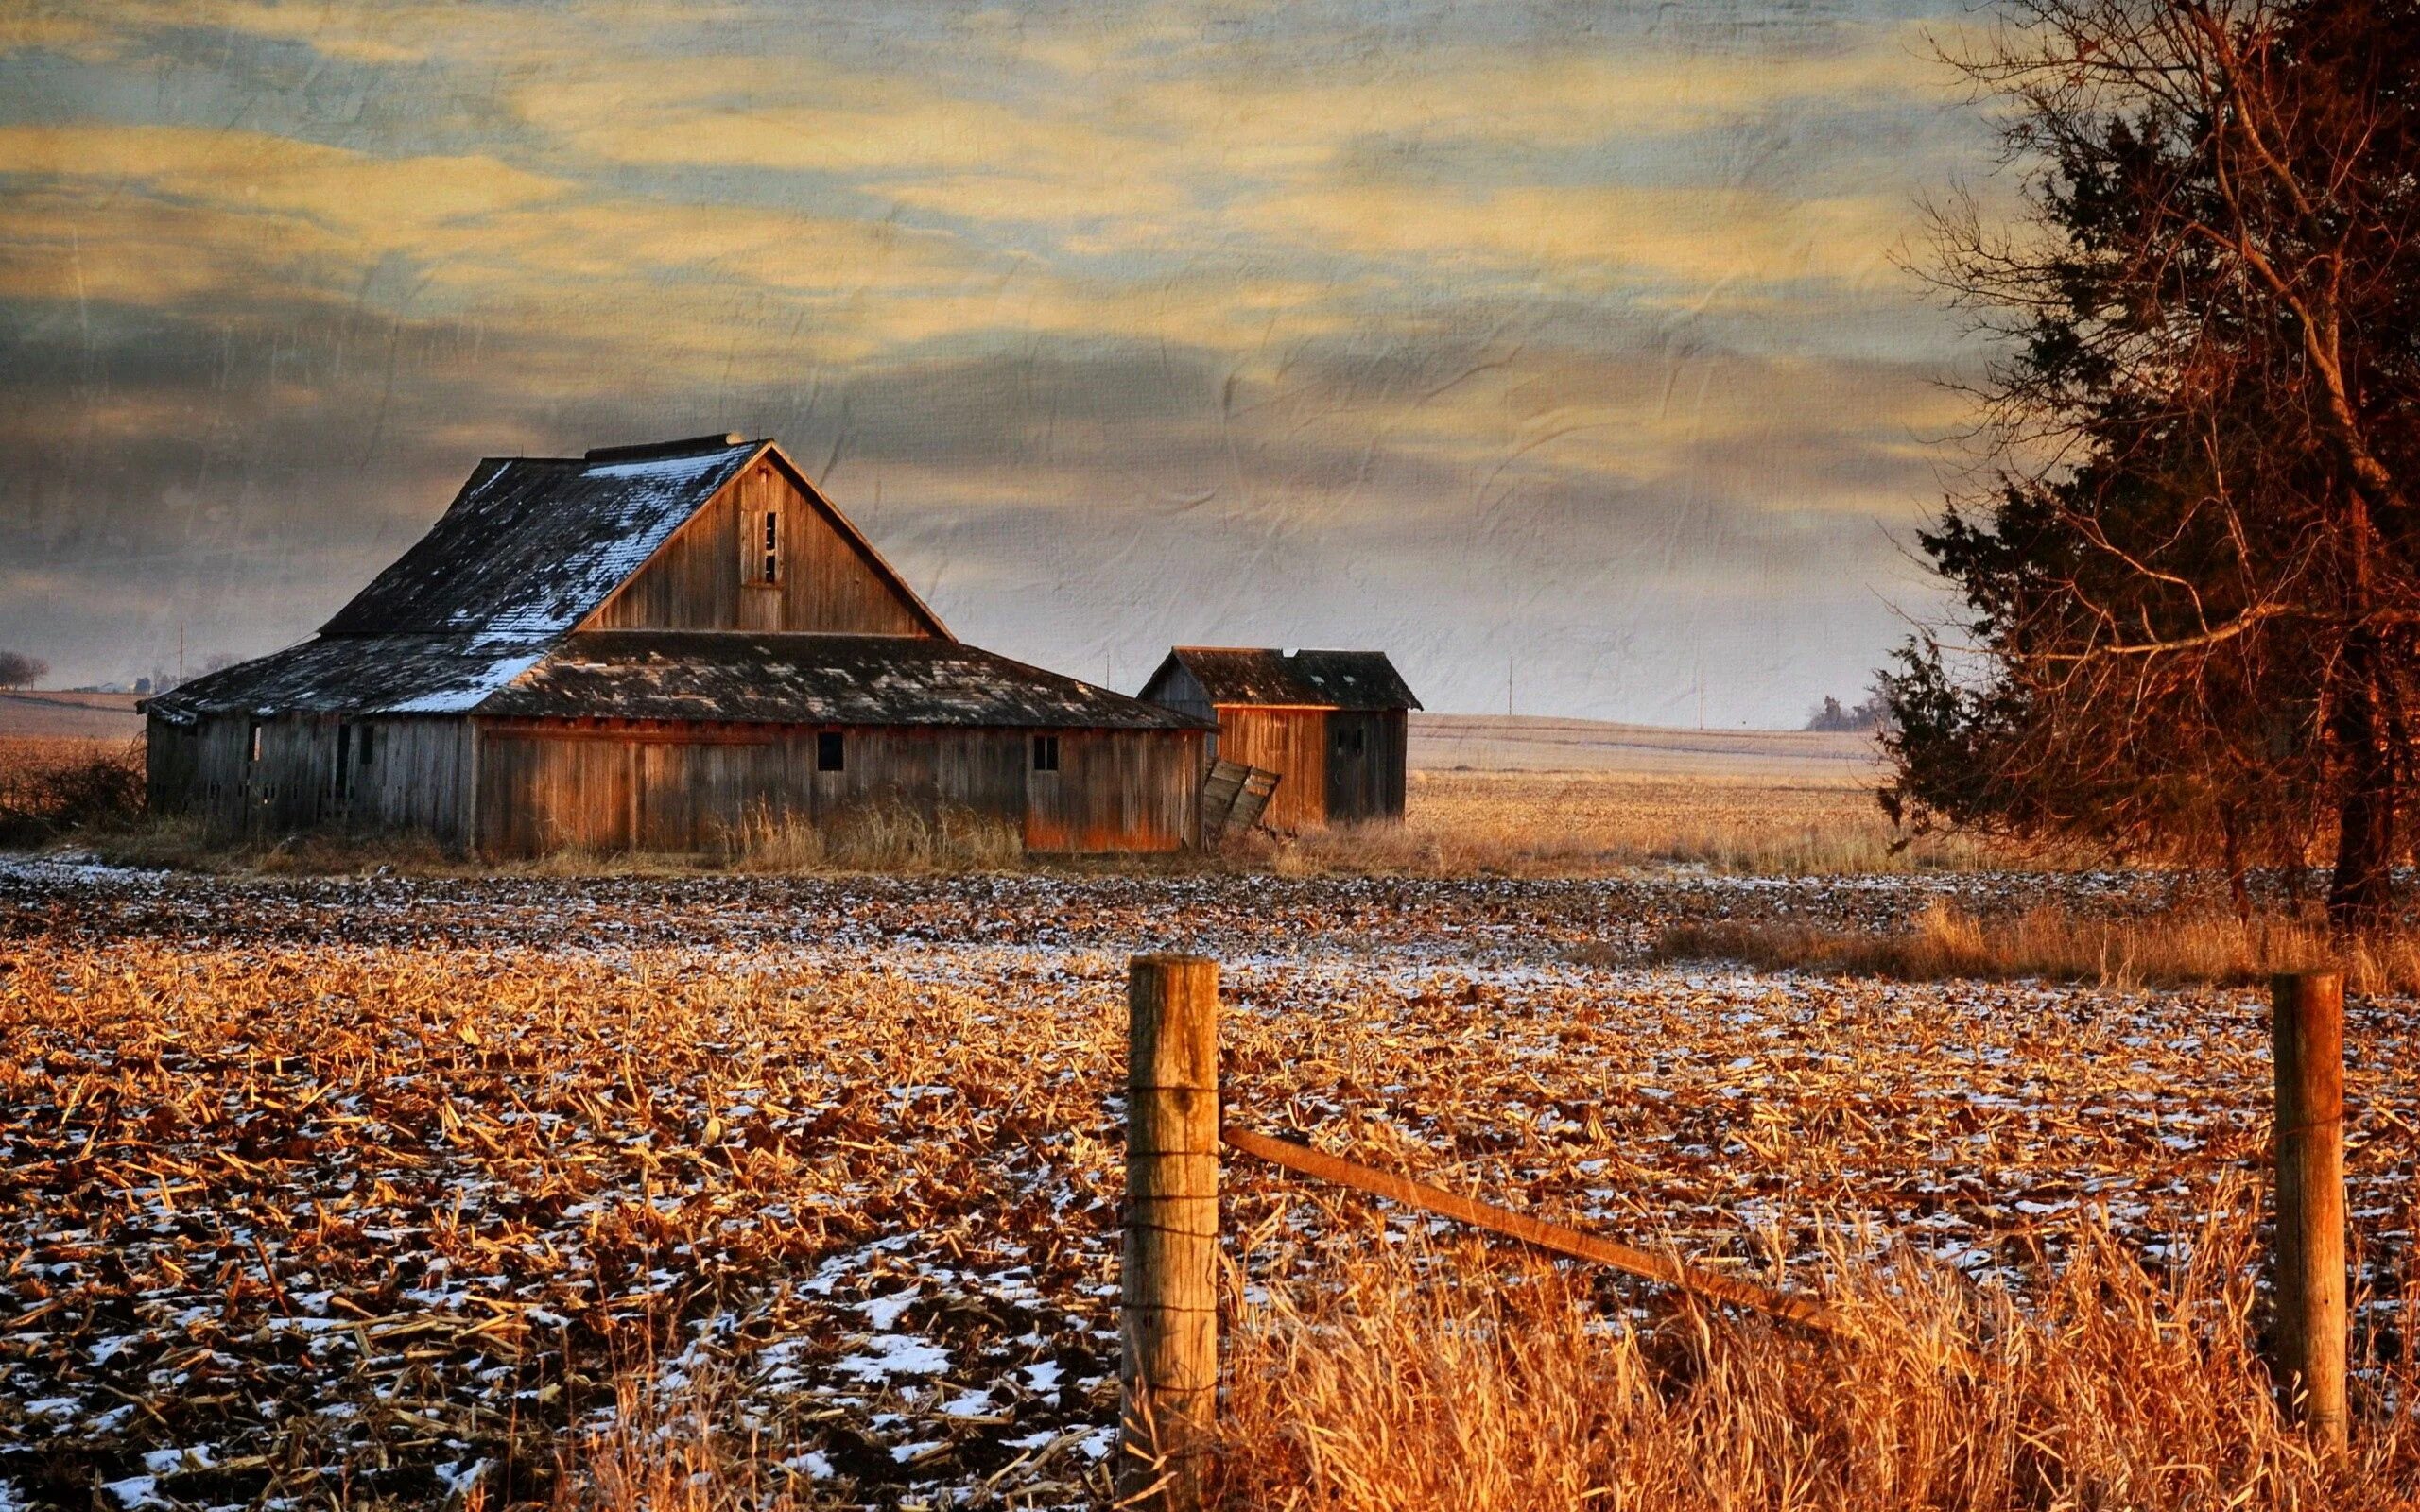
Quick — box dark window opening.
[248,723,263,763]
[755,508,782,584]
[335,725,352,798]
[1033,733,1060,772]
[358,725,375,765]
[817,730,845,772]
[1334,727,1366,759]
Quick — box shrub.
[0,738,144,844]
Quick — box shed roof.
[482,632,1215,730]
[320,437,768,638]
[1149,647,1420,711]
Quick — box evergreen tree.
[1886,0,2420,928]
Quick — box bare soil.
[2,859,2411,1509]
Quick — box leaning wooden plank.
[1227,768,1279,836]
[1220,1125,1844,1336]
[1197,759,1250,843]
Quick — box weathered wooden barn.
[146,434,1214,856]
[1139,647,1419,831]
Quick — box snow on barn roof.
[320,436,766,637]
[149,630,1211,730]
[1152,647,1420,711]
[484,632,1214,730]
[145,634,554,723]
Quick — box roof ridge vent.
[584,433,749,463]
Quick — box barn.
[144,434,1214,856]
[1138,647,1420,832]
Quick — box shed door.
[1323,712,1384,823]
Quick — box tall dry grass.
[1651,898,2420,993]
[722,799,1024,872]
[0,735,143,843]
[1236,771,2014,877]
[553,1358,814,1512]
[1218,1207,2419,1511]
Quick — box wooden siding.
[1024,728,1202,852]
[145,713,474,846]
[473,719,1201,857]
[1138,662,1216,723]
[1213,707,1330,831]
[1322,708,1407,822]
[586,458,934,636]
[1209,705,1408,829]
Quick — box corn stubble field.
[4,739,2419,1508]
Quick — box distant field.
[1410,712,1881,781]
[0,690,142,740]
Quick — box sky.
[0,0,2003,724]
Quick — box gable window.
[817,730,845,772]
[1032,733,1061,772]
[750,507,782,585]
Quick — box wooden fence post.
[2270,971,2348,1456]
[1121,954,1219,1510]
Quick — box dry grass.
[0,735,143,843]
[72,801,1028,878]
[0,738,2021,877]
[1238,770,2015,876]
[553,1358,814,1512]
[722,799,1025,873]
[1651,898,2420,993]
[1218,1214,2420,1511]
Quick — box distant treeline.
[1806,693,1890,733]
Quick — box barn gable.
[318,435,946,643]
[584,447,947,637]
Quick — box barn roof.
[1150,647,1420,711]
[482,632,1214,730]
[320,436,769,638]
[150,630,1211,731]
[145,634,554,722]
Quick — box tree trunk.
[2221,809,2253,922]
[2326,636,2398,935]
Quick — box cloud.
[0,0,1996,719]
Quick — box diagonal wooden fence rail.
[1219,1124,1842,1334]
[1116,955,2355,1510]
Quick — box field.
[0,693,143,742]
[1289,767,1997,874]
[1407,713,1883,780]
[3,730,2413,1508]
[4,851,2417,1509]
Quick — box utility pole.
[1506,654,1514,719]
[178,624,184,687]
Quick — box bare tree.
[1886,0,2420,929]
[0,651,46,690]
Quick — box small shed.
[145,434,1214,856]
[1139,647,1420,831]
